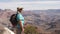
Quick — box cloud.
[0,1,60,10]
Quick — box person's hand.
[21,28,24,34]
[22,28,24,32]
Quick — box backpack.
[10,14,18,27]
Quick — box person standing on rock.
[10,7,25,34]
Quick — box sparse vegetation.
[24,25,39,34]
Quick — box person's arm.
[19,21,24,32]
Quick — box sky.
[0,0,60,10]
[0,0,60,2]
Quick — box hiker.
[16,7,24,34]
[10,7,24,34]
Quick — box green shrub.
[24,25,39,34]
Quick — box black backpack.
[10,14,18,27]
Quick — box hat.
[17,7,23,10]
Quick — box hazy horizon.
[0,0,60,10]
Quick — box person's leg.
[16,28,22,34]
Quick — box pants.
[12,26,22,34]
[16,27,22,34]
